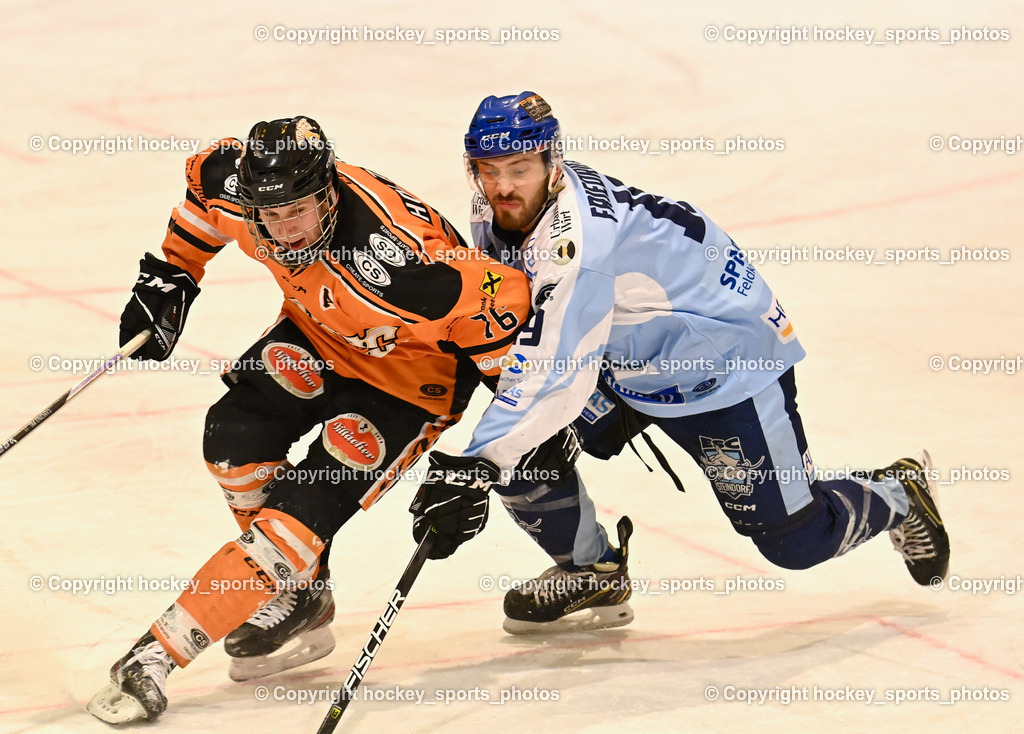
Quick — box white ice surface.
[1,2,1022,733]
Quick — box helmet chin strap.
[520,166,564,233]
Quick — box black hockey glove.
[410,452,499,560]
[119,253,200,361]
[512,424,582,487]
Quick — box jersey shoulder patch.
[185,137,243,211]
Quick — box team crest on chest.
[341,325,399,357]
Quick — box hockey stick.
[0,330,151,459]
[314,531,434,733]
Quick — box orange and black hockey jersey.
[159,138,530,415]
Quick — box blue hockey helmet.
[464,91,561,160]
[464,92,563,196]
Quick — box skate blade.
[503,603,634,635]
[86,682,149,724]
[228,625,336,682]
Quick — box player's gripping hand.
[410,452,499,560]
[513,424,581,485]
[119,253,200,361]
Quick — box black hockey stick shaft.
[315,532,434,733]
[0,330,151,459]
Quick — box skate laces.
[249,590,298,629]
[121,640,174,691]
[891,511,937,562]
[525,566,602,606]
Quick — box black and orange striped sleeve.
[160,138,243,283]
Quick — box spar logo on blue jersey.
[720,245,756,297]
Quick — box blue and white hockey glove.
[119,253,200,361]
[410,452,498,560]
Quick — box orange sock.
[150,509,324,667]
[206,460,290,531]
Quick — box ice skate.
[503,516,635,634]
[87,631,176,724]
[224,568,335,681]
[883,451,950,585]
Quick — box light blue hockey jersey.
[463,160,806,474]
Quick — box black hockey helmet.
[238,116,340,270]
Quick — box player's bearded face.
[477,153,551,232]
[260,193,334,252]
